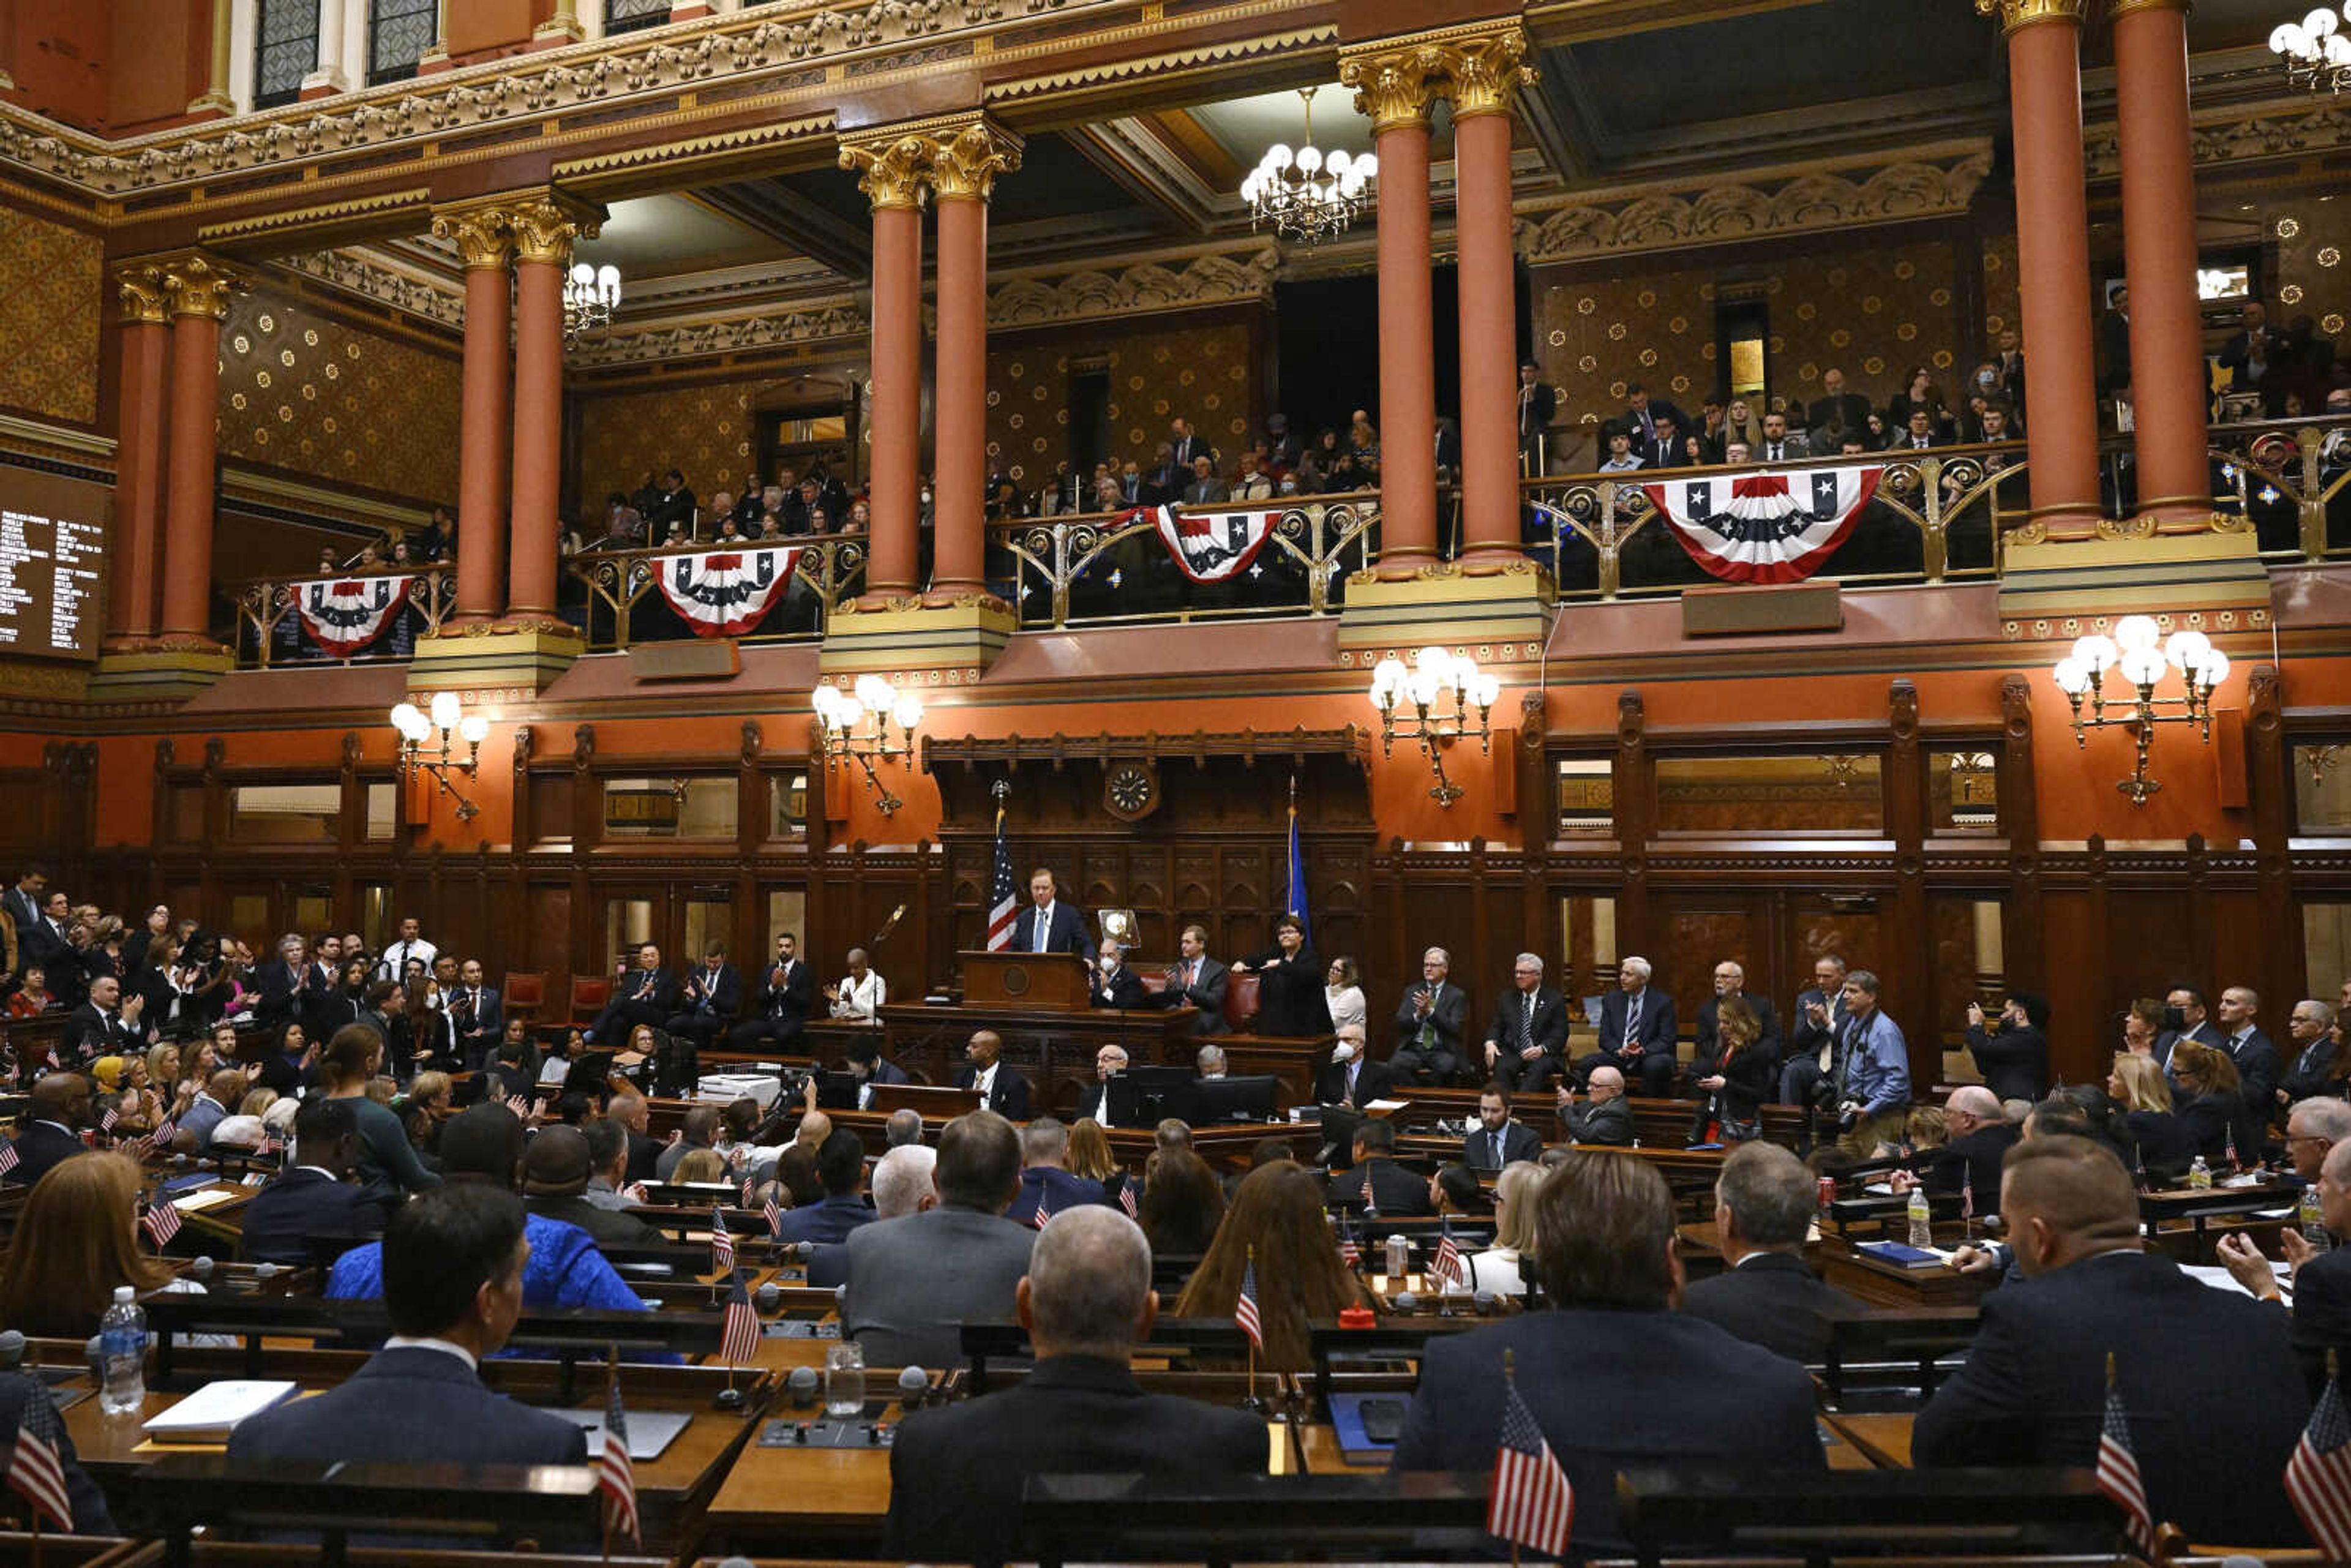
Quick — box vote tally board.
[0,506,106,661]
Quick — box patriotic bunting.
[1633,463,1883,585]
[296,575,415,658]
[653,546,804,638]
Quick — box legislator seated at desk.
[885,1205,1265,1564]
[809,1143,935,1289]
[1890,1087,2015,1207]
[1076,1044,1141,1128]
[954,1030,1033,1120]
[1008,1117,1118,1227]
[329,1104,652,1321]
[2218,1138,2351,1390]
[522,1124,659,1247]
[1089,941,1147,1011]
[844,1111,1037,1367]
[1392,1152,1822,1558]
[1329,1119,1434,1216]
[771,1127,877,1245]
[3,1072,96,1186]
[1555,1069,1635,1146]
[1678,1142,1859,1363]
[1464,1084,1544,1172]
[823,1035,909,1111]
[240,1097,387,1266]
[1913,1136,2309,1546]
[233,1184,590,1471]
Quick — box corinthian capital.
[1973,0,2087,35]
[162,255,242,320]
[839,131,933,212]
[928,119,1024,204]
[508,195,601,268]
[1441,26,1534,122]
[113,263,171,325]
[430,204,518,271]
[1338,43,1447,133]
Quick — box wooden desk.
[699,1400,901,1552]
[1821,1411,1917,1469]
[1815,1237,1996,1309]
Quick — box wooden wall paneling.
[1999,675,2045,997]
[2207,888,2273,1017]
[1886,680,1935,1090]
[1656,896,1762,1042]
[1614,691,1651,961]
[2248,666,2298,1028]
[736,722,764,980]
[1791,902,1884,996]
[568,726,596,973]
[200,738,227,921]
[2040,886,2102,1086]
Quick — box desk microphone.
[754,1281,782,1313]
[871,904,907,947]
[189,1256,214,1281]
[0,1330,24,1369]
[896,1365,929,1408]
[787,1366,820,1408]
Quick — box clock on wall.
[1104,759,1161,822]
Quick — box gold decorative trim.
[1515,144,1993,263]
[162,255,242,320]
[0,413,116,462]
[429,204,517,272]
[550,114,834,181]
[113,263,171,326]
[2084,99,2351,179]
[928,118,1024,204]
[1971,0,2087,35]
[983,24,1335,105]
[274,249,468,328]
[193,187,433,245]
[508,194,601,267]
[2105,0,2189,19]
[1439,27,1534,122]
[564,296,869,368]
[988,245,1278,326]
[839,129,932,212]
[1337,43,1443,135]
[2093,514,2159,542]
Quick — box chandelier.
[563,261,622,347]
[1370,647,1500,809]
[2271,6,2351,92]
[2050,617,2229,807]
[1241,87,1376,247]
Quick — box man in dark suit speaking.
[1914,1136,2310,1546]
[1577,955,1679,1098]
[1679,1142,1859,1362]
[885,1204,1265,1562]
[1010,868,1094,959]
[230,1184,588,1469]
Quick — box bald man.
[883,1206,1265,1562]
[1916,1136,2308,1545]
[5,1073,92,1185]
[1893,1086,2015,1207]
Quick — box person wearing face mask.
[1089,940,1146,1011]
[2156,984,2225,1071]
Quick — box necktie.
[1186,961,1197,989]
[1488,1129,1500,1167]
[1521,992,1534,1049]
[1421,986,1439,1050]
[1624,994,1641,1049]
[1768,443,1782,460]
[1033,907,1049,953]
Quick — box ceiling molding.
[272,249,468,332]
[988,242,1280,328]
[696,179,876,279]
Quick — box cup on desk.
[824,1341,866,1417]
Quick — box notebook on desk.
[550,1407,691,1461]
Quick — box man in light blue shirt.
[1834,969,1912,1157]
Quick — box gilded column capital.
[1972,0,2088,36]
[113,264,171,326]
[2105,0,2189,20]
[161,255,242,320]
[1338,43,1447,133]
[839,132,933,212]
[430,205,518,271]
[1440,27,1534,121]
[508,196,600,268]
[928,120,1024,204]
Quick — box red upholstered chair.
[1140,974,1169,999]
[567,975,612,1027]
[501,971,547,1025]
[1223,972,1261,1032]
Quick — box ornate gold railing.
[2213,415,2351,561]
[563,533,865,650]
[988,498,1380,628]
[234,565,455,669]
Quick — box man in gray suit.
[842,1110,1035,1367]
[1182,455,1229,506]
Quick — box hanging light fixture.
[2271,5,2351,93]
[2050,617,2227,806]
[563,261,622,347]
[1242,86,1376,247]
[811,676,923,816]
[389,692,491,821]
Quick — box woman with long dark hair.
[1176,1160,1376,1371]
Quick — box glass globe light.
[1327,149,1351,176]
[1469,673,1502,708]
[1266,144,1292,170]
[1404,670,1441,707]
[1356,152,1378,180]
[1296,145,1322,174]
[891,696,924,731]
[1414,644,1453,677]
[2071,634,2118,673]
[389,701,421,733]
[2164,629,2212,674]
[429,691,462,730]
[834,696,864,730]
[458,715,489,745]
[2120,648,2166,686]
[1371,656,1407,694]
[2052,658,2090,696]
[2113,615,2161,652]
[570,261,594,287]
[2200,650,2231,687]
[854,675,894,711]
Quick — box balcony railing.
[563,533,864,651]
[234,565,456,669]
[988,498,1380,629]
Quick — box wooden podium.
[961,950,1092,1010]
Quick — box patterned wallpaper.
[577,377,773,508]
[1981,229,2020,344]
[0,204,100,426]
[986,310,1261,486]
[214,290,461,507]
[1532,237,1970,429]
[2269,200,2349,341]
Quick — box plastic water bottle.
[1905,1186,1932,1248]
[99,1287,145,1417]
[2303,1185,2332,1251]
[2188,1155,2213,1191]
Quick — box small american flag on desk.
[1488,1351,1573,1558]
[0,1139,17,1179]
[719,1269,760,1365]
[2096,1353,2153,1552]
[1234,1250,1263,1349]
[594,1371,640,1547]
[6,1381,72,1532]
[709,1206,735,1272]
[143,1197,181,1248]
[2289,1350,2351,1556]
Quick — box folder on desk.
[142,1379,299,1441]
[553,1407,690,1461]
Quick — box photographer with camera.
[1825,970,1911,1157]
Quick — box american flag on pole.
[593,1371,640,1547]
[0,1139,17,1178]
[984,786,1018,951]
[719,1269,760,1365]
[2096,1354,2154,1553]
[765,1193,785,1240]
[6,1381,72,1532]
[740,1173,754,1208]
[1433,1219,1463,1289]
[143,1198,181,1248]
[1118,1179,1137,1219]
[1488,1354,1573,1559]
[710,1206,735,1272]
[2289,1352,2351,1557]
[1032,1201,1055,1231]
[1338,1214,1361,1269]
[1234,1250,1264,1350]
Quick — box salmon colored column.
[1993,0,2104,535]
[107,266,173,649]
[505,198,588,624]
[1446,29,1532,571]
[158,257,238,644]
[927,121,1022,602]
[2111,0,2211,528]
[842,132,928,607]
[1340,45,1441,574]
[431,206,516,623]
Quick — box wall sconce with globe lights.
[812,677,924,817]
[389,692,490,822]
[1369,647,1501,809]
[2051,616,2228,807]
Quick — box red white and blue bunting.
[653,546,804,637]
[1140,504,1285,583]
[295,575,413,657]
[1640,464,1883,585]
